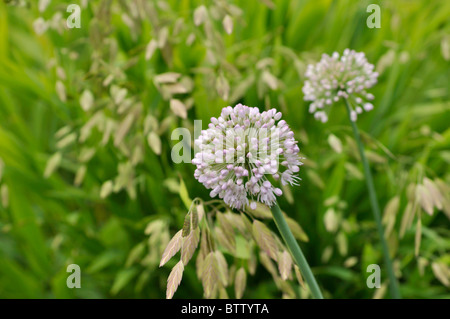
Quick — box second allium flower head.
[192,104,303,210]
[303,49,378,123]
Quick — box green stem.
[344,98,401,299]
[270,203,324,299]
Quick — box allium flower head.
[192,104,303,210]
[303,49,378,123]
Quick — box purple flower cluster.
[303,49,378,122]
[192,104,303,210]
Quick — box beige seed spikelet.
[166,261,184,299]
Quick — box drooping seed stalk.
[270,203,324,299]
[344,98,401,299]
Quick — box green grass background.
[0,0,449,298]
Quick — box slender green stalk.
[270,203,324,299]
[344,98,401,299]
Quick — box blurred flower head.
[192,104,303,210]
[303,49,378,122]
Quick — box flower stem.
[344,98,401,299]
[270,203,324,299]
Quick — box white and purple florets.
[192,104,303,210]
[303,49,378,123]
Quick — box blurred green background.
[0,0,449,299]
